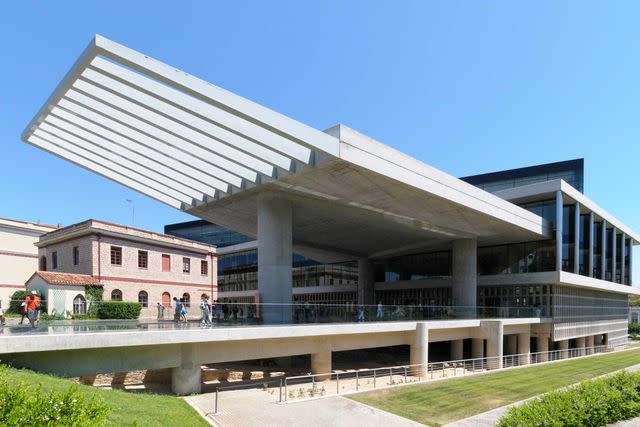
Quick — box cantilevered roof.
[23,35,549,262]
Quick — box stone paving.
[185,388,425,427]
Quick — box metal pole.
[284,378,287,402]
[373,369,377,388]
[389,368,392,384]
[279,379,283,403]
[214,387,219,415]
[336,373,340,394]
[356,370,359,391]
[404,366,408,382]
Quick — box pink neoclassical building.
[30,219,217,318]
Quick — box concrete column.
[518,333,530,365]
[629,238,634,286]
[171,344,201,395]
[621,233,626,285]
[594,334,603,347]
[558,339,569,359]
[357,258,375,305]
[588,212,594,277]
[601,220,607,280]
[471,339,484,359]
[452,238,477,309]
[585,335,594,355]
[257,193,292,324]
[537,335,549,362]
[574,203,580,274]
[576,336,586,356]
[612,228,617,283]
[410,322,429,377]
[556,191,563,272]
[451,339,464,361]
[311,349,332,380]
[482,321,503,370]
[506,335,517,355]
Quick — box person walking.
[200,296,211,327]
[25,291,41,329]
[173,297,181,323]
[357,304,365,322]
[376,301,384,320]
[232,301,239,320]
[179,298,188,322]
[19,301,27,325]
[156,302,165,321]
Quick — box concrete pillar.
[601,220,607,280]
[556,191,563,272]
[558,339,569,359]
[574,202,580,274]
[311,349,332,380]
[451,339,464,361]
[482,321,503,370]
[588,212,594,277]
[585,335,594,355]
[357,258,375,305]
[410,322,429,377]
[171,344,201,395]
[518,333,530,365]
[576,337,586,356]
[506,335,517,355]
[594,334,603,347]
[629,238,633,285]
[471,339,484,359]
[612,228,617,283]
[452,238,477,310]
[537,335,549,362]
[257,193,292,323]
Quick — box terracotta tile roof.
[33,271,102,287]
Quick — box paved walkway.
[443,363,640,427]
[185,388,424,427]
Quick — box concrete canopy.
[23,35,548,263]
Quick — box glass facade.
[478,285,552,317]
[552,285,628,323]
[478,240,555,275]
[164,220,252,247]
[373,251,451,282]
[615,232,623,284]
[578,214,590,275]
[375,287,451,306]
[625,238,631,285]
[561,205,575,272]
[606,227,614,281]
[593,221,603,278]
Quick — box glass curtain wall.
[606,228,614,281]
[373,251,451,282]
[561,205,575,272]
[578,214,590,275]
[624,238,631,285]
[593,221,603,278]
[615,233,623,283]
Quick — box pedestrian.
[25,291,41,328]
[214,300,222,321]
[173,297,181,323]
[232,301,239,320]
[179,298,188,322]
[222,302,229,320]
[19,301,27,325]
[156,302,165,320]
[357,304,365,322]
[200,296,211,327]
[0,304,5,326]
[376,301,383,320]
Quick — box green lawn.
[1,366,209,426]
[350,349,640,427]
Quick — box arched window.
[111,289,122,301]
[182,293,190,307]
[73,294,87,314]
[162,292,171,307]
[138,291,148,308]
[39,256,47,271]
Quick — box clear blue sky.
[1,1,639,279]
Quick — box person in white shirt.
[0,305,5,325]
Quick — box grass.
[350,348,640,427]
[1,365,209,426]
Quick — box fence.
[211,344,620,414]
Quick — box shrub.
[497,372,640,427]
[96,302,142,319]
[0,366,109,426]
[630,323,640,336]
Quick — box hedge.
[96,302,142,319]
[497,371,640,427]
[0,366,109,426]
[630,323,640,336]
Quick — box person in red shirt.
[25,291,41,328]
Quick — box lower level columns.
[585,336,594,355]
[257,193,293,324]
[451,339,464,361]
[518,333,530,365]
[357,258,375,306]
[311,349,332,380]
[576,337,586,356]
[537,335,549,362]
[410,322,429,377]
[558,340,569,359]
[171,344,201,395]
[452,238,478,309]
[506,335,517,355]
[471,338,484,359]
[481,321,503,370]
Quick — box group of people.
[155,297,253,327]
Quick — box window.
[182,292,190,307]
[73,294,87,314]
[73,246,79,265]
[138,250,148,269]
[111,246,122,265]
[162,254,171,272]
[39,256,47,271]
[162,292,171,307]
[138,290,148,307]
[182,257,191,273]
[111,289,122,301]
[201,260,208,275]
[52,252,58,269]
